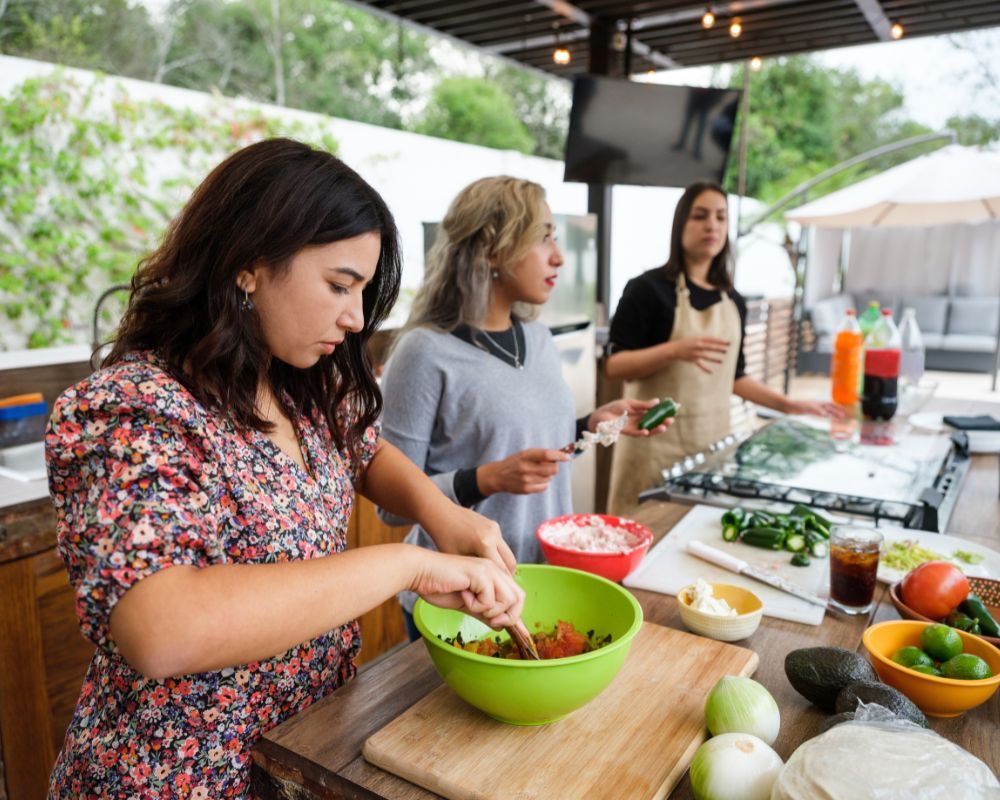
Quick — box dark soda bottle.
[862,309,901,421]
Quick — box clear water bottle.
[898,307,925,386]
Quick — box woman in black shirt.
[604,181,837,515]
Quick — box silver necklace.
[478,324,523,370]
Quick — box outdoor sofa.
[799,291,999,374]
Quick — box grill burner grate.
[639,423,970,533]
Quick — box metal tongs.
[506,621,541,660]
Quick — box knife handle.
[687,540,748,574]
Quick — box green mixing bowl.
[414,563,644,725]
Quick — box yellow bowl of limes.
[863,620,1000,718]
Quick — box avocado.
[784,646,878,712]
[817,711,855,735]
[834,681,928,728]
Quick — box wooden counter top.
[0,498,57,565]
[251,401,1000,800]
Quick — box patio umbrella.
[786,145,1000,228]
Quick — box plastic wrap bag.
[771,703,1000,799]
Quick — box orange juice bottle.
[831,309,863,405]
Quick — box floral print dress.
[46,351,377,799]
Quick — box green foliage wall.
[0,69,340,350]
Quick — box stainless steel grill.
[639,417,970,532]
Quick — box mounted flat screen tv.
[564,75,740,188]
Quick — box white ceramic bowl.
[677,583,763,642]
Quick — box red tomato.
[899,561,969,620]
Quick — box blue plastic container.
[0,401,48,448]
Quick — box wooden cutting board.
[363,623,758,800]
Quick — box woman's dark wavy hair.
[106,137,401,465]
[662,180,733,291]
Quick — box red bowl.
[536,513,653,583]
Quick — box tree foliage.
[946,113,1000,146]
[0,0,562,149]
[415,76,535,154]
[0,0,158,76]
[1,2,997,210]
[722,56,942,203]
[486,64,571,160]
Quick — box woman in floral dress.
[46,138,524,799]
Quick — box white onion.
[704,676,781,745]
[689,733,783,800]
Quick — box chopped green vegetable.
[808,539,828,559]
[790,552,811,567]
[953,549,984,565]
[882,540,947,572]
[719,505,835,556]
[741,527,787,550]
[721,508,747,541]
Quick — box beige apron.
[607,272,742,517]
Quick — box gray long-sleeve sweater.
[378,322,576,612]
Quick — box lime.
[939,653,993,680]
[910,664,942,677]
[921,623,963,662]
[891,646,933,668]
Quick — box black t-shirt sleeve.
[730,289,748,380]
[608,275,675,353]
[453,468,486,507]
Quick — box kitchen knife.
[686,540,828,608]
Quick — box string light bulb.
[701,7,715,29]
[750,55,763,71]
[553,46,571,65]
[729,18,743,38]
[890,21,904,39]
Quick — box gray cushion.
[941,333,997,353]
[808,294,856,336]
[946,297,999,336]
[900,296,949,335]
[920,332,945,349]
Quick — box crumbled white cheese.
[541,516,642,553]
[574,411,629,452]
[689,578,738,616]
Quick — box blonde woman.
[379,176,669,639]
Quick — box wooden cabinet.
[0,530,94,800]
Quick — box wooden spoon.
[506,620,541,660]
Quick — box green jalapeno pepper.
[638,398,678,430]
